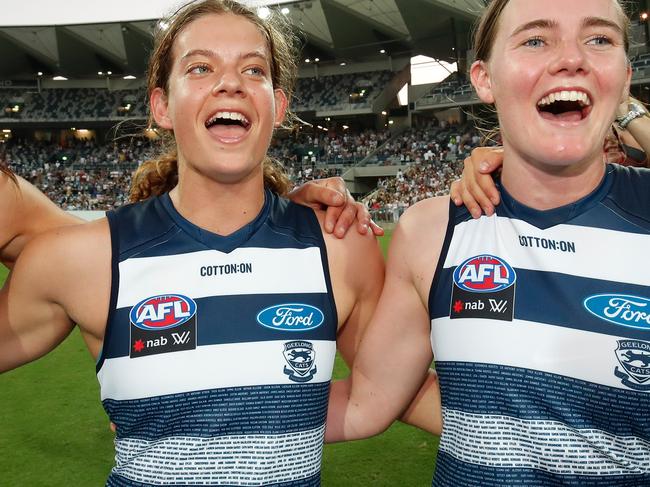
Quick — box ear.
[273,88,288,127]
[150,87,173,130]
[470,60,495,104]
[620,63,632,104]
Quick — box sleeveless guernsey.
[97,190,337,486]
[429,164,650,486]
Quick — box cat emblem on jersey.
[614,339,650,391]
[283,341,317,383]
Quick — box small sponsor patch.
[614,339,650,391]
[584,294,650,330]
[129,294,197,358]
[283,341,317,383]
[450,254,516,321]
[257,303,324,332]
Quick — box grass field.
[0,230,440,485]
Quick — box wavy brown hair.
[129,0,298,203]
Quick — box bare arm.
[316,211,384,367]
[0,174,80,267]
[0,230,75,372]
[325,197,449,441]
[0,220,110,372]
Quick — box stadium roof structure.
[0,0,485,80]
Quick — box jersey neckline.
[496,165,615,229]
[159,189,272,253]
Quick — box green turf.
[0,231,439,485]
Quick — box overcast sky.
[1,0,293,26]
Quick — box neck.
[500,148,606,210]
[170,165,266,236]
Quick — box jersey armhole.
[96,210,122,373]
[427,200,457,328]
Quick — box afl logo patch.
[584,294,650,330]
[257,303,324,331]
[130,294,197,331]
[453,254,516,293]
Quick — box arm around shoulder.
[326,196,450,442]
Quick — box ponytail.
[129,150,178,203]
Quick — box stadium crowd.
[0,121,480,215]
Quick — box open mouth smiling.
[205,111,251,130]
[536,90,592,122]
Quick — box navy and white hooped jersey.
[97,190,337,487]
[429,164,650,486]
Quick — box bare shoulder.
[313,208,383,271]
[312,208,384,326]
[388,196,450,299]
[16,218,112,349]
[392,196,450,255]
[23,217,110,278]
[0,174,80,265]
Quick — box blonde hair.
[129,0,298,202]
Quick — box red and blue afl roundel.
[130,294,197,331]
[453,254,516,293]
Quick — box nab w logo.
[450,254,516,322]
[129,294,197,359]
[171,331,192,345]
[489,299,508,313]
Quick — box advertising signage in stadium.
[0,80,38,89]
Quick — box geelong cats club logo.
[614,340,650,391]
[283,341,317,383]
[129,294,197,358]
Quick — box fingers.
[110,422,116,433]
[368,219,385,237]
[330,199,359,238]
[286,180,345,210]
[460,183,484,219]
[449,179,463,206]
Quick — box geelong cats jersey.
[429,165,650,486]
[97,190,337,486]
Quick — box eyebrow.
[180,48,270,64]
[510,16,623,38]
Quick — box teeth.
[206,111,250,126]
[537,90,591,107]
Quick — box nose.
[211,68,245,97]
[548,39,588,75]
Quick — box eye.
[586,35,612,47]
[243,66,266,77]
[187,63,211,75]
[523,36,545,48]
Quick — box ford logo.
[256,303,324,331]
[584,294,650,330]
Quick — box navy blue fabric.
[107,472,321,487]
[437,361,650,435]
[431,267,650,339]
[432,451,650,487]
[104,382,329,440]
